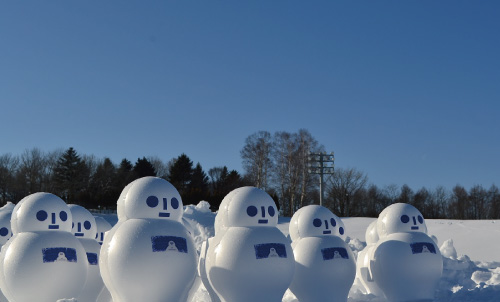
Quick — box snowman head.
[124,177,183,222]
[289,205,343,240]
[214,188,242,235]
[365,220,379,245]
[377,203,427,238]
[68,204,97,239]
[0,210,13,245]
[116,178,139,221]
[94,216,112,245]
[223,187,278,227]
[15,192,72,233]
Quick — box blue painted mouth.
[75,233,84,237]
[258,219,268,224]
[323,230,331,234]
[159,212,170,218]
[48,225,59,230]
[411,226,419,230]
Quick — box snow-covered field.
[96,202,500,302]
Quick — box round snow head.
[116,178,139,221]
[0,210,13,245]
[94,216,112,244]
[291,205,341,239]
[124,176,183,221]
[224,187,278,227]
[377,203,427,238]
[68,204,97,239]
[365,220,379,245]
[215,188,243,235]
[289,206,306,242]
[16,192,72,233]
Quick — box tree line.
[1,129,499,219]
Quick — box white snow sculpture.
[440,239,457,260]
[0,210,12,246]
[99,176,197,302]
[205,186,295,302]
[288,205,356,302]
[0,202,15,213]
[355,220,385,297]
[94,216,112,245]
[0,193,88,302]
[370,203,443,302]
[68,204,104,302]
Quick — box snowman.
[99,176,197,302]
[288,205,356,302]
[205,186,295,302]
[0,209,13,302]
[0,193,88,302]
[68,204,104,302]
[94,216,112,245]
[355,220,385,297]
[369,203,442,302]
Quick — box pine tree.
[168,154,193,195]
[133,157,157,178]
[53,147,87,204]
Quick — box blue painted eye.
[0,227,8,236]
[72,223,74,228]
[36,210,48,222]
[313,218,322,227]
[59,211,67,221]
[95,233,98,239]
[330,218,336,227]
[268,206,275,217]
[418,215,424,224]
[146,196,159,208]
[171,198,179,209]
[247,206,258,217]
[84,221,91,230]
[339,227,345,235]
[401,215,410,223]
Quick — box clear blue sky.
[1,1,499,191]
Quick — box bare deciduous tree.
[241,131,273,190]
[327,167,368,217]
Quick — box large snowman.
[355,220,385,297]
[99,176,197,302]
[288,205,356,302]
[369,203,443,302]
[0,192,88,302]
[68,204,104,302]
[206,186,295,302]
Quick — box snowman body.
[0,193,87,302]
[206,187,294,302]
[288,205,355,302]
[100,177,197,302]
[370,203,442,302]
[356,220,384,297]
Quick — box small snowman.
[0,193,88,302]
[100,176,197,302]
[369,203,442,302]
[355,220,385,297]
[0,209,13,302]
[69,204,104,302]
[206,186,295,302]
[288,205,356,302]
[94,216,112,245]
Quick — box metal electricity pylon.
[308,152,335,206]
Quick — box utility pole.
[308,152,335,206]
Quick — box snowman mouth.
[48,225,59,230]
[411,226,419,230]
[159,212,170,218]
[323,230,331,234]
[258,219,268,224]
[75,233,84,237]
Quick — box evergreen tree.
[168,154,193,195]
[53,147,87,204]
[90,157,118,209]
[184,163,209,205]
[133,157,157,178]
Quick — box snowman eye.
[0,227,8,236]
[36,210,48,222]
[59,211,68,221]
[313,218,322,227]
[418,215,424,224]
[330,218,336,227]
[268,206,275,217]
[95,232,98,239]
[84,221,91,230]
[339,227,345,235]
[72,223,74,228]
[171,198,179,209]
[247,206,258,217]
[146,196,159,208]
[401,215,410,223]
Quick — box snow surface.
[93,201,500,302]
